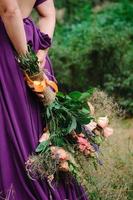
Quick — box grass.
[85,118,133,200]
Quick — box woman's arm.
[36,0,56,39]
[35,0,56,68]
[0,0,27,55]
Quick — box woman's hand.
[36,49,48,70]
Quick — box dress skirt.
[0,17,89,200]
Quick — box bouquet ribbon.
[24,72,58,93]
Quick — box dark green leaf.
[68,91,82,100]
[67,116,77,133]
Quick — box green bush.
[50,1,133,115]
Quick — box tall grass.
[86,118,133,200]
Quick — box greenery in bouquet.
[18,45,40,77]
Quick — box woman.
[0,0,89,199]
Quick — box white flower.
[39,132,49,143]
[97,116,109,128]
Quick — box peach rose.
[103,127,114,138]
[97,116,109,128]
[85,121,97,131]
[79,144,86,152]
[51,147,69,161]
[50,146,58,153]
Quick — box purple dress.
[0,0,89,199]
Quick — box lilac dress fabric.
[0,0,89,199]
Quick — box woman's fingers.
[37,94,44,98]
[36,50,47,69]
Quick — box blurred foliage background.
[47,0,133,116]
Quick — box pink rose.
[39,132,49,143]
[77,136,94,152]
[78,143,95,154]
[77,137,89,147]
[103,127,114,138]
[97,116,109,128]
[85,121,97,131]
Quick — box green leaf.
[68,91,82,100]
[81,107,90,114]
[51,136,65,147]
[77,113,92,124]
[79,92,91,101]
[46,108,51,119]
[53,102,61,109]
[57,92,65,98]
[35,141,49,153]
[67,116,77,133]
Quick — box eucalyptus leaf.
[35,141,49,153]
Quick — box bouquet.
[18,46,114,188]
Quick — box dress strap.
[34,0,47,7]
